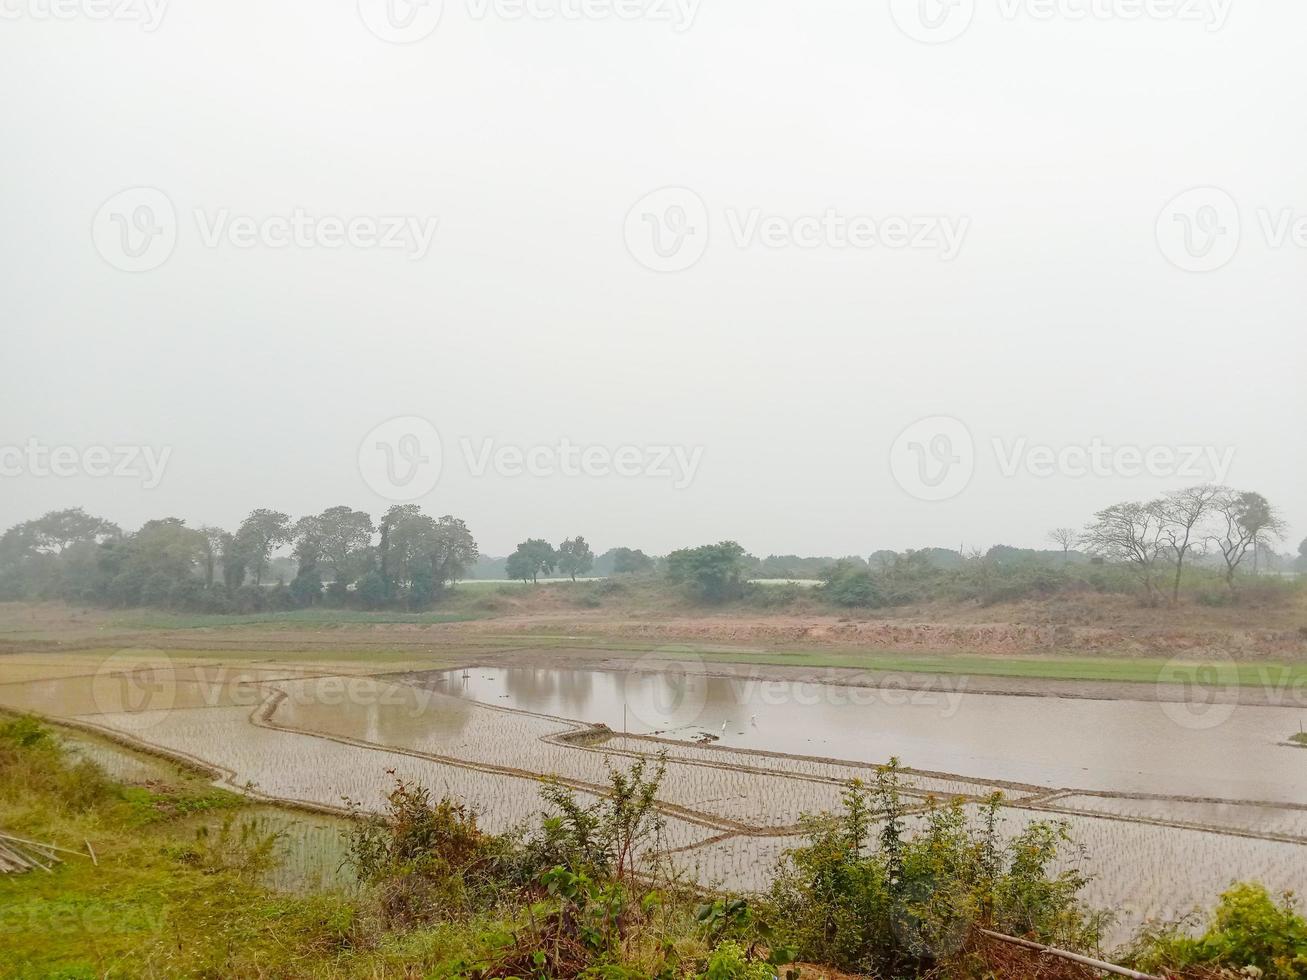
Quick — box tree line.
[0,505,477,612]
[0,486,1299,613]
[1064,485,1293,603]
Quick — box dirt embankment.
[0,594,1303,662]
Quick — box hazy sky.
[2,0,1303,557]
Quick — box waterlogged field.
[3,653,1305,944]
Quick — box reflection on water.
[439,666,1307,804]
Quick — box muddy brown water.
[429,666,1307,804]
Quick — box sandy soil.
[1,593,1303,665]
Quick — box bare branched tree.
[1047,527,1079,561]
[1081,502,1166,601]
[1210,490,1286,587]
[1154,485,1222,603]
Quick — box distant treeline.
[0,485,1302,613]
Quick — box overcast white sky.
[2,0,1303,557]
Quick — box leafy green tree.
[379,506,478,600]
[666,541,747,602]
[198,526,228,588]
[288,567,323,607]
[820,560,882,608]
[355,570,388,610]
[1296,537,1307,574]
[121,519,207,585]
[609,547,654,575]
[28,508,121,555]
[557,536,595,581]
[313,506,375,584]
[234,509,292,586]
[506,539,556,584]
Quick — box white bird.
[750,715,757,725]
[720,721,728,733]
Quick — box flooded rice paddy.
[4,652,1305,944]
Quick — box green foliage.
[666,541,748,602]
[1129,883,1307,979]
[766,759,1100,978]
[606,547,655,575]
[174,815,285,877]
[820,559,883,608]
[507,538,559,583]
[533,752,668,881]
[346,778,505,925]
[0,716,112,812]
[698,941,777,980]
[558,535,596,581]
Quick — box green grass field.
[108,609,482,630]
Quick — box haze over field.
[2,1,1303,556]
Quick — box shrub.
[168,578,207,611]
[766,759,1100,977]
[666,542,748,603]
[0,716,112,812]
[355,571,387,610]
[1129,883,1307,979]
[288,568,322,607]
[346,779,505,925]
[820,560,883,608]
[175,815,285,878]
